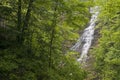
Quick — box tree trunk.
[17,0,22,42]
[21,0,34,41]
[49,0,58,69]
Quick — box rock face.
[70,6,99,64]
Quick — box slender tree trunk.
[21,0,34,41]
[17,0,22,42]
[49,1,58,69]
[49,28,55,68]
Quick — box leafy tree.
[93,0,120,80]
[0,0,91,80]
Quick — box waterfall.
[71,6,99,63]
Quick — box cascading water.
[71,6,99,64]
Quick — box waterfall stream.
[71,6,99,63]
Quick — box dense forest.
[0,0,120,80]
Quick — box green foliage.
[93,0,120,80]
[0,0,91,80]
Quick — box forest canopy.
[0,0,120,80]
[0,0,90,80]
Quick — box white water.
[71,6,99,63]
